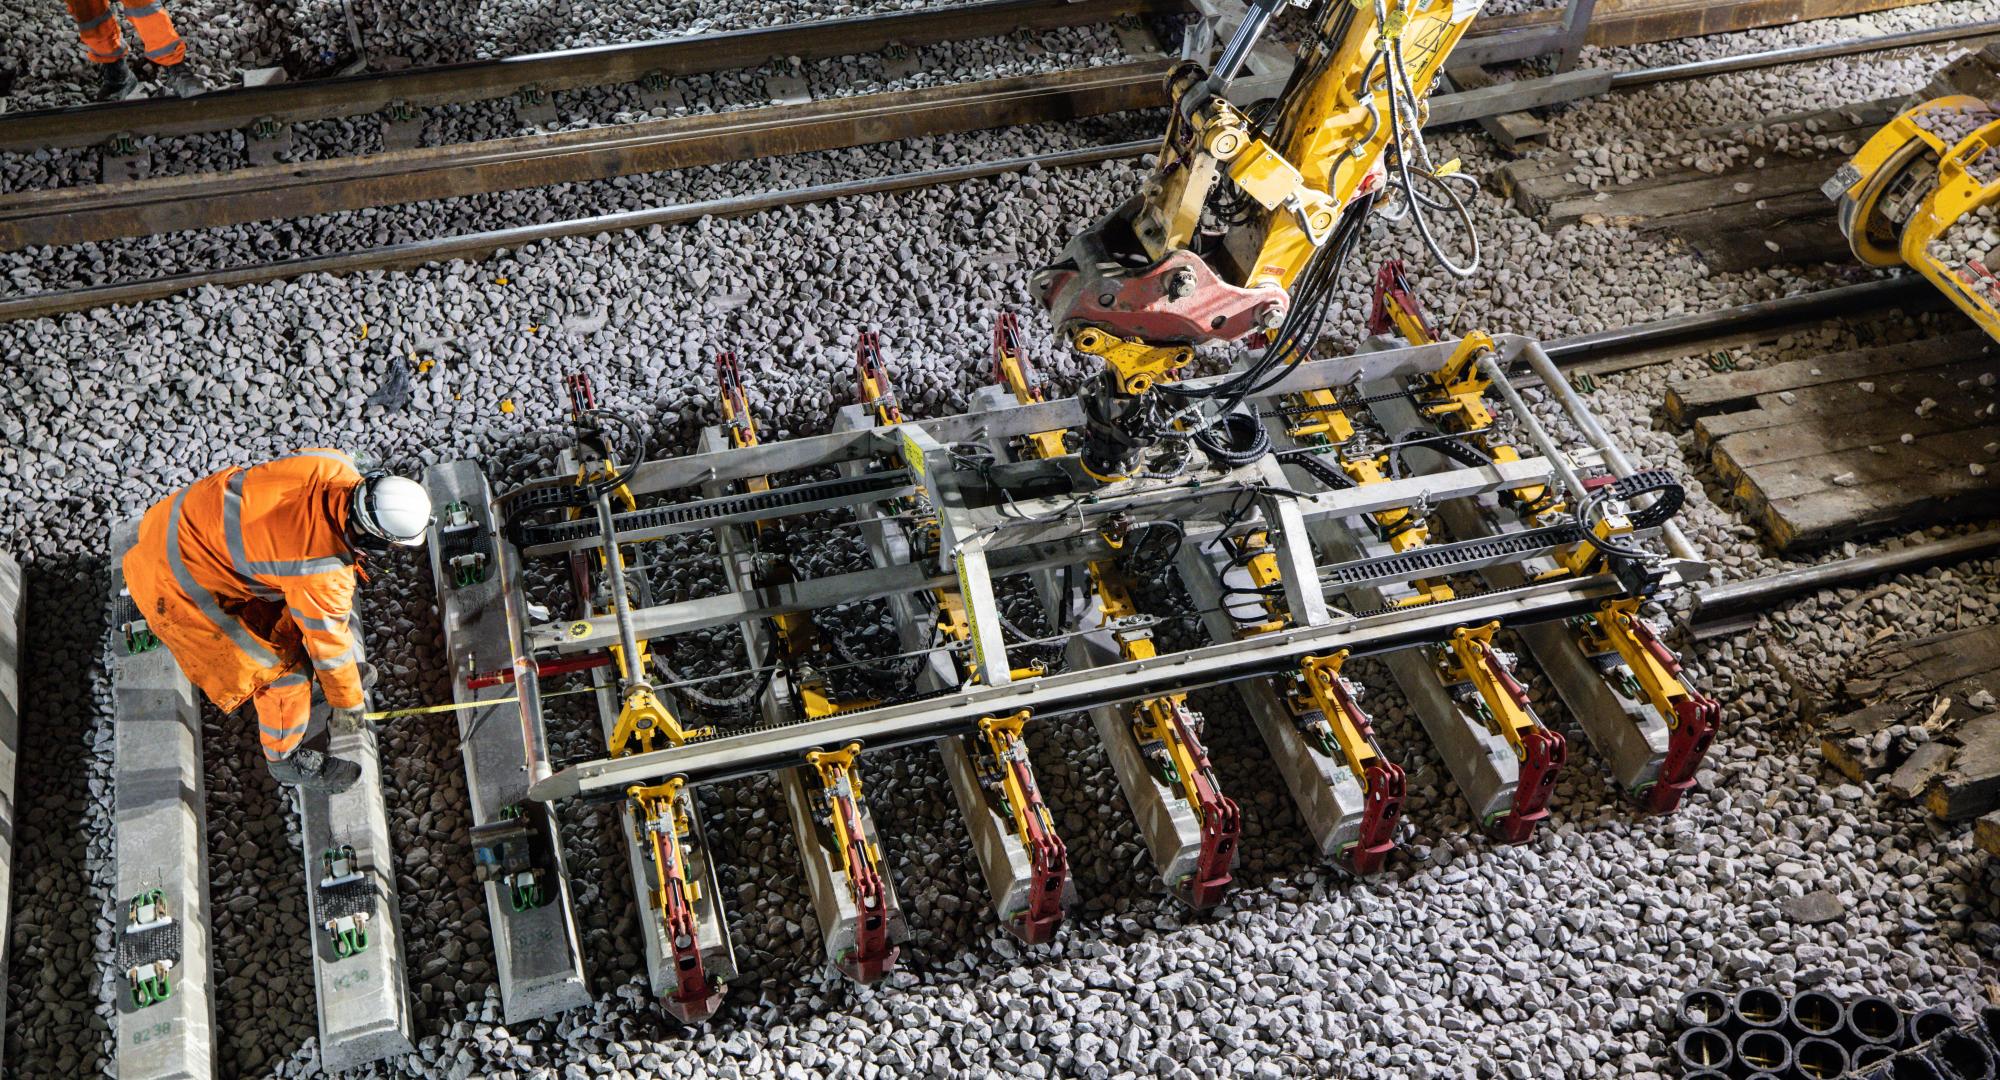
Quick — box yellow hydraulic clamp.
[805,742,899,981]
[1439,622,1566,843]
[994,312,1070,462]
[627,778,722,1019]
[1295,651,1403,873]
[1575,599,1721,813]
[977,710,1069,943]
[1088,561,1240,909]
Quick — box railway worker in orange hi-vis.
[123,449,433,794]
[68,0,203,101]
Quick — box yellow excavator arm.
[1034,0,1485,481]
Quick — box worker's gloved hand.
[328,706,368,736]
[355,660,379,690]
[267,748,362,794]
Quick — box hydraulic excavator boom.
[1035,0,1485,478]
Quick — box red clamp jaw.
[636,792,722,1024]
[834,795,900,984]
[1165,703,1239,911]
[1645,693,1721,813]
[1349,760,1405,876]
[1494,726,1567,844]
[1366,259,1436,342]
[839,878,901,984]
[854,330,903,425]
[1318,671,1402,876]
[1624,614,1722,814]
[1011,758,1069,946]
[659,856,722,1024]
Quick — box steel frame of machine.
[427,324,1721,1022]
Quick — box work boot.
[159,65,204,99]
[267,747,362,794]
[95,61,135,102]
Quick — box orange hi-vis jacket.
[123,450,368,746]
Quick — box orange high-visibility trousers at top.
[124,449,369,761]
[67,0,186,66]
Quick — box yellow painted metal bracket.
[979,710,1057,847]
[806,742,882,876]
[1581,599,1696,721]
[1442,621,1539,760]
[1070,325,1192,396]
[1298,650,1383,780]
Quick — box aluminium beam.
[295,618,416,1071]
[1174,540,1366,864]
[559,339,1475,503]
[0,550,19,1060]
[702,417,908,982]
[422,463,591,1024]
[1373,388,1670,801]
[590,430,738,1018]
[536,563,1646,799]
[110,518,217,1080]
[833,403,1051,940]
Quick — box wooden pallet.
[1495,98,1900,272]
[1663,329,2000,551]
[1820,624,2000,825]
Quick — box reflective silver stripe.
[224,470,353,578]
[166,487,280,668]
[268,672,309,689]
[259,720,306,739]
[287,607,346,635]
[310,641,360,671]
[121,0,163,16]
[74,9,114,29]
[142,38,182,58]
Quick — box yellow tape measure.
[363,684,598,722]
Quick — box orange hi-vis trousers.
[68,0,186,66]
[124,450,369,762]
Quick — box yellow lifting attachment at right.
[1829,92,2000,341]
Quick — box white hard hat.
[351,474,434,548]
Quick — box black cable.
[1193,407,1272,466]
[1576,470,1687,560]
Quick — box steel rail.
[0,62,1172,252]
[1691,529,2000,625]
[0,14,1979,315]
[0,140,1149,323]
[0,0,1922,155]
[1541,276,1937,362]
[0,0,1186,153]
[1462,0,1942,55]
[1607,17,2000,88]
[2,7,1983,258]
